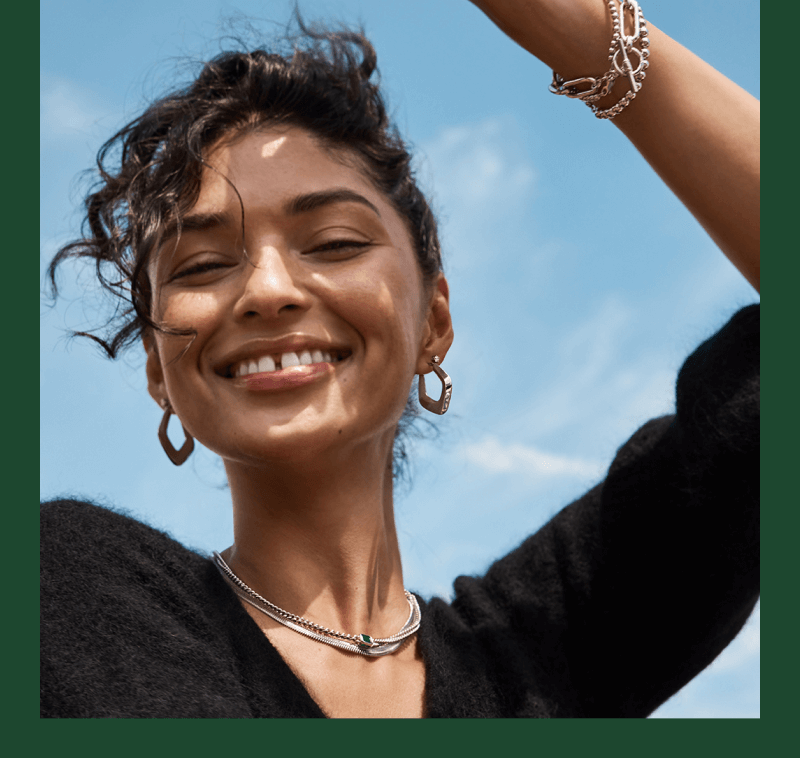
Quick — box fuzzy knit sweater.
[40,305,760,718]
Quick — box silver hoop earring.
[158,400,194,466]
[418,355,452,415]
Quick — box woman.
[41,0,759,718]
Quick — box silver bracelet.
[549,0,650,120]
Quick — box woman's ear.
[416,274,454,374]
[143,332,167,407]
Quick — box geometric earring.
[158,399,195,466]
[418,355,453,415]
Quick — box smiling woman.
[145,127,451,475]
[41,0,759,719]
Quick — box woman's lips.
[227,348,351,378]
[228,350,351,391]
[232,349,332,378]
[241,361,335,391]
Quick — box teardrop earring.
[418,355,452,415]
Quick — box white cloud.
[420,117,535,216]
[555,297,632,381]
[463,435,604,479]
[40,75,112,140]
[505,297,677,445]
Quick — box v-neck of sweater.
[205,561,504,718]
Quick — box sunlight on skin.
[261,135,288,157]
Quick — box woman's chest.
[264,625,427,718]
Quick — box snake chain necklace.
[213,551,421,657]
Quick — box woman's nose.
[233,246,311,320]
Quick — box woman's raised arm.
[469,0,760,291]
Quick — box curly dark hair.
[47,18,443,479]
[48,20,442,356]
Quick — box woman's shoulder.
[40,500,262,717]
[42,497,193,546]
[676,303,759,407]
[40,498,211,593]
[42,497,180,538]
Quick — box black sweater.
[40,305,759,718]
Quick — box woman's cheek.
[156,291,221,362]
[160,291,219,330]
[341,262,422,324]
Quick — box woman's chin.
[217,422,393,473]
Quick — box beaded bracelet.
[549,0,650,120]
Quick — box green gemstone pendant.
[358,634,373,649]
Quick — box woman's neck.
[220,437,408,638]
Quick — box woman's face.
[145,127,452,468]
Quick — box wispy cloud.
[40,75,113,141]
[419,117,536,218]
[490,297,677,449]
[463,435,604,479]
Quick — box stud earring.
[418,355,452,415]
[158,400,194,466]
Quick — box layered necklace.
[213,552,421,657]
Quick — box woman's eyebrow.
[160,190,380,244]
[160,211,233,245]
[285,189,381,218]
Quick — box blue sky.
[40,0,760,717]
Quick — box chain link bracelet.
[549,0,650,120]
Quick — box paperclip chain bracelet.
[549,0,650,120]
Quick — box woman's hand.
[469,0,760,291]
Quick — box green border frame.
[29,0,779,750]
[28,718,767,751]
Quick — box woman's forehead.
[194,127,379,212]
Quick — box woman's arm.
[469,0,760,291]
[450,304,760,716]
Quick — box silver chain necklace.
[212,551,422,657]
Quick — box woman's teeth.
[233,350,335,378]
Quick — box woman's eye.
[170,260,230,281]
[308,239,372,258]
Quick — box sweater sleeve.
[447,305,759,717]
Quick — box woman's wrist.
[471,0,659,121]
[469,0,615,78]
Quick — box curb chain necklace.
[213,551,422,657]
